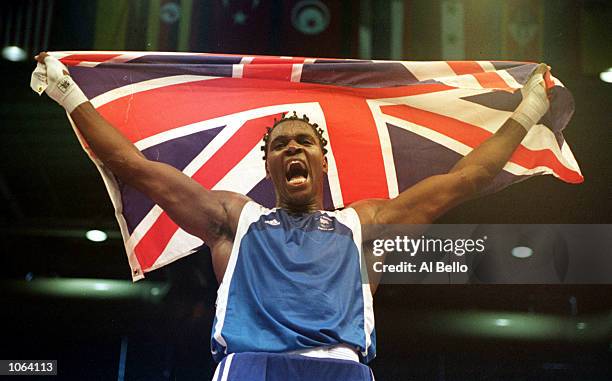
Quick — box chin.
[283,187,316,207]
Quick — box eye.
[272,141,286,150]
[300,137,314,145]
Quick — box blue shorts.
[212,352,374,381]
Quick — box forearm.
[34,53,148,181]
[32,53,244,244]
[449,63,550,191]
[70,102,146,179]
[71,102,237,243]
[450,118,527,183]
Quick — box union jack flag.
[50,51,583,281]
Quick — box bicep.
[353,170,478,294]
[130,158,248,244]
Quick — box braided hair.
[261,111,328,160]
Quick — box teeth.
[286,160,308,183]
[288,176,307,185]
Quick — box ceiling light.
[600,68,612,83]
[86,229,107,242]
[495,318,510,327]
[2,46,27,62]
[94,282,111,291]
[511,246,533,259]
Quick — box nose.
[285,140,303,155]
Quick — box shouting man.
[33,52,551,381]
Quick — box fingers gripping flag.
[49,51,583,281]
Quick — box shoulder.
[346,199,387,225]
[206,191,254,239]
[220,196,282,234]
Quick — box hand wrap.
[510,64,550,132]
[30,55,88,113]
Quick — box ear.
[323,156,328,174]
[265,160,271,179]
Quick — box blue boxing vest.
[211,201,376,363]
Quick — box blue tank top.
[211,201,376,363]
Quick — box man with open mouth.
[34,52,551,380]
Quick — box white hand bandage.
[29,55,88,113]
[30,62,49,95]
[510,63,550,131]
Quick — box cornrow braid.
[261,111,328,160]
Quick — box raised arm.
[353,63,551,227]
[34,53,249,247]
[353,64,550,293]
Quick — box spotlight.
[2,46,27,62]
[94,282,110,291]
[511,246,533,259]
[469,224,568,283]
[600,69,612,83]
[86,229,108,242]
[495,318,510,327]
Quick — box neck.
[277,199,323,213]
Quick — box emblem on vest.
[318,215,334,231]
[265,218,280,226]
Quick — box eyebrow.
[270,133,316,144]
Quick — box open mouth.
[285,160,309,186]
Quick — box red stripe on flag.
[243,64,293,81]
[250,57,307,64]
[472,72,512,90]
[321,100,390,202]
[133,212,179,270]
[448,62,512,90]
[96,78,453,144]
[447,61,484,75]
[318,84,453,204]
[381,104,584,183]
[133,114,280,270]
[191,114,278,187]
[243,58,306,80]
[544,69,554,90]
[382,105,490,145]
[96,78,263,143]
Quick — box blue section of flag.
[119,126,224,233]
[301,62,419,88]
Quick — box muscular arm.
[353,63,550,227]
[71,103,249,244]
[353,117,528,227]
[353,118,528,293]
[353,64,550,292]
[36,53,248,248]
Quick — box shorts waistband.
[287,344,359,362]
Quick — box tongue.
[288,176,307,185]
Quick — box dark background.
[1,0,611,380]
